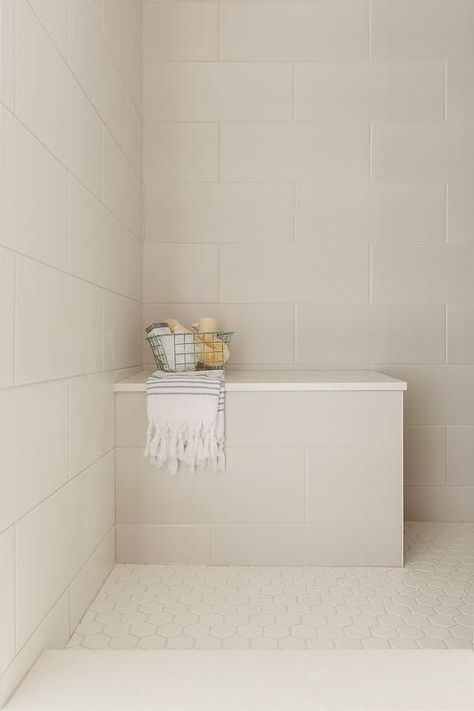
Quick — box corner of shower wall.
[0,0,144,705]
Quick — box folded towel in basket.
[145,370,225,475]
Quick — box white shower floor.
[68,523,473,651]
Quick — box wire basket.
[146,331,234,372]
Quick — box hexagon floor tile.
[68,523,473,651]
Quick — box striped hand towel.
[145,370,225,475]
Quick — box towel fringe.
[145,420,224,474]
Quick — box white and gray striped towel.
[145,370,225,475]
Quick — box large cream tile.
[220,1,368,61]
[226,391,403,447]
[143,243,218,303]
[220,122,369,182]
[296,183,446,245]
[28,0,69,57]
[295,62,443,121]
[296,304,444,366]
[0,381,69,532]
[15,259,102,383]
[0,247,14,387]
[103,0,142,109]
[212,524,402,566]
[16,0,102,196]
[372,122,474,181]
[372,244,474,303]
[0,108,69,269]
[102,293,142,370]
[70,179,141,300]
[143,62,291,121]
[70,373,115,476]
[0,592,69,708]
[144,123,218,182]
[15,453,114,647]
[70,452,115,571]
[298,182,446,244]
[371,0,474,60]
[0,527,15,674]
[447,304,474,363]
[143,1,217,61]
[115,392,147,447]
[15,486,75,648]
[116,453,216,523]
[144,182,293,244]
[70,0,125,147]
[447,63,474,119]
[214,448,304,524]
[220,243,367,303]
[447,427,474,486]
[116,390,403,450]
[116,447,305,525]
[404,426,446,487]
[307,448,402,525]
[448,183,474,243]
[143,303,294,366]
[103,132,142,238]
[69,529,115,632]
[381,366,474,426]
[405,486,474,522]
[116,524,211,564]
[0,0,15,109]
[124,93,142,177]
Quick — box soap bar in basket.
[146,322,176,371]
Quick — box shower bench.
[114,370,406,567]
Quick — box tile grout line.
[1,244,142,306]
[0,364,143,397]
[1,103,141,242]
[25,0,142,182]
[0,448,115,539]
[8,524,115,668]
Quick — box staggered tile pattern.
[68,523,473,651]
[142,0,474,523]
[0,0,142,704]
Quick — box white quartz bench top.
[114,370,407,392]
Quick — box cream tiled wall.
[142,0,474,523]
[115,390,404,566]
[0,0,142,704]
